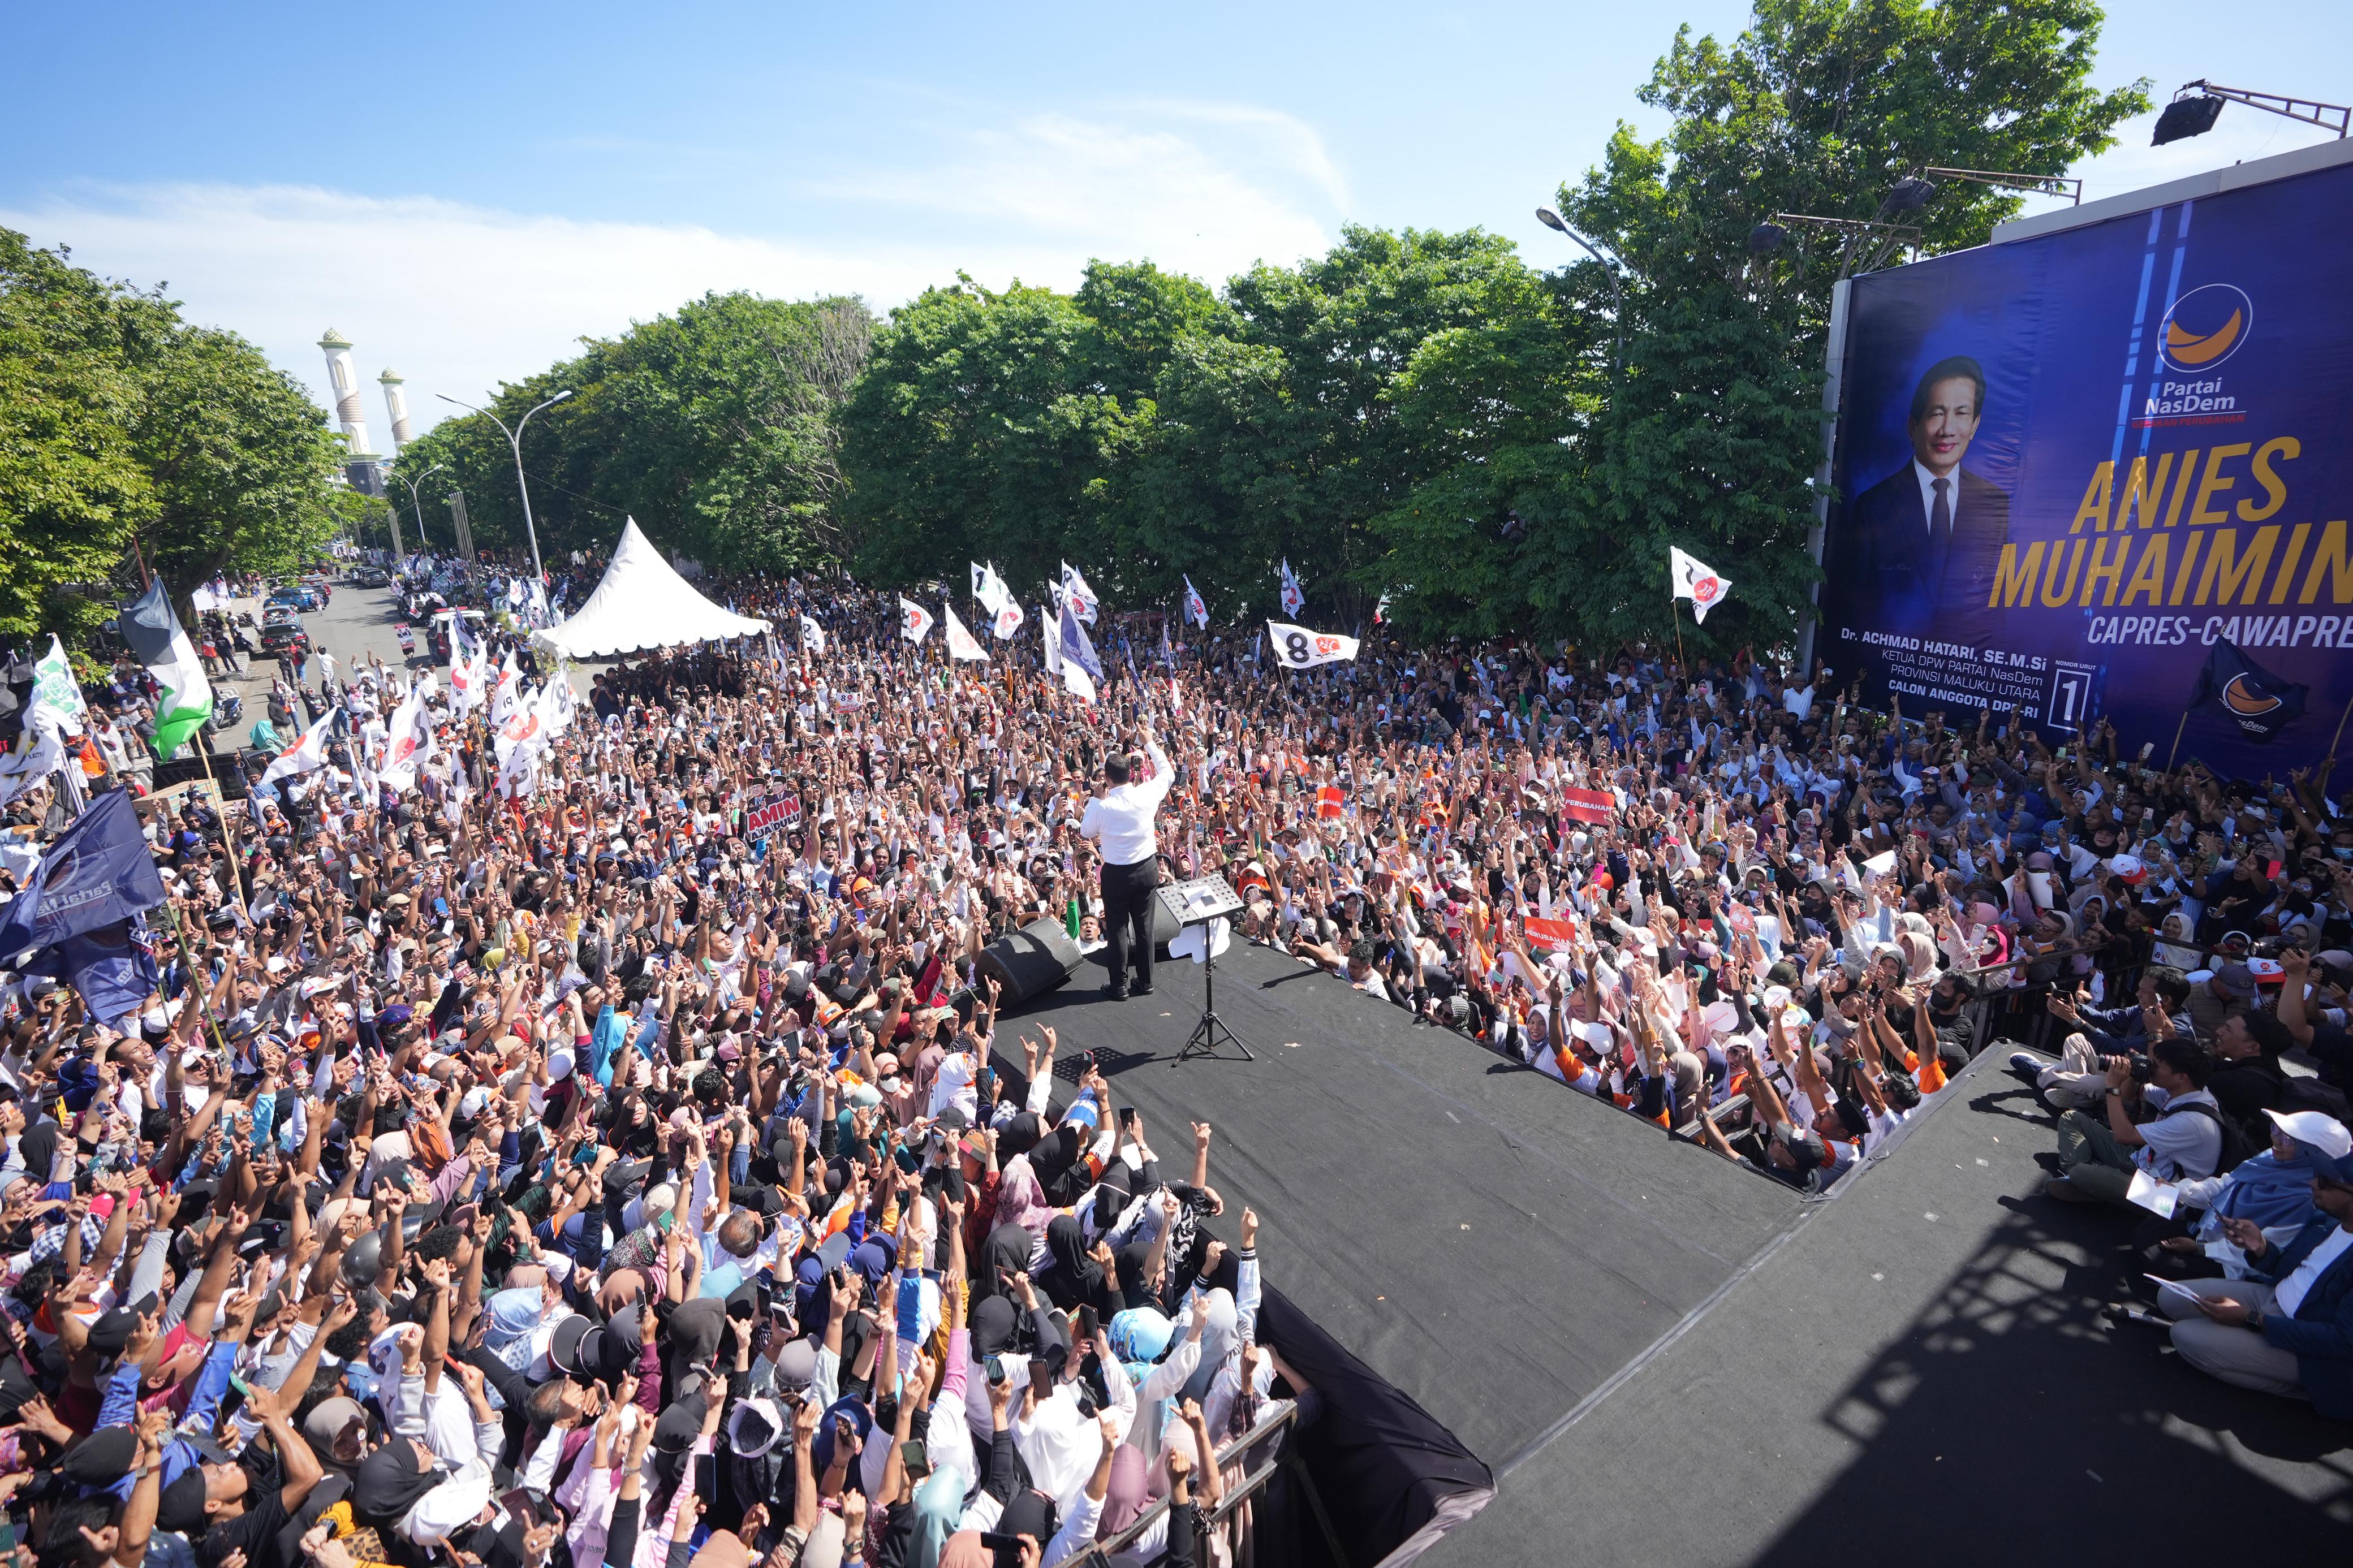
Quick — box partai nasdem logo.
[2158,283,2253,373]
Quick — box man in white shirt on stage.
[1081,727,1173,1000]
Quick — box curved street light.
[1536,208,1626,387]
[391,461,446,556]
[436,389,572,584]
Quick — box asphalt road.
[207,580,419,751]
[212,577,617,754]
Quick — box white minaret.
[378,367,415,455]
[318,329,377,459]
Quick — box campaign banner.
[744,789,802,843]
[1817,153,2353,773]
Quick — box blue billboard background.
[1819,155,2353,776]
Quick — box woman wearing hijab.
[962,1294,1025,1435]
[991,1163,1061,1258]
[355,1433,495,1548]
[1036,1215,1121,1318]
[972,1223,1033,1304]
[2161,1110,2349,1276]
[996,1111,1044,1162]
[1027,1123,1092,1207]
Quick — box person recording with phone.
[1079,724,1173,1001]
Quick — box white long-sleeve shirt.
[1079,737,1173,866]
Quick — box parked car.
[349,566,389,588]
[266,586,319,613]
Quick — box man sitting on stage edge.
[1083,724,1173,1000]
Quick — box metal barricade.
[1076,1399,1311,1568]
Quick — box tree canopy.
[0,229,344,638]
[386,292,873,574]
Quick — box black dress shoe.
[1104,982,1130,1000]
[1132,982,1154,997]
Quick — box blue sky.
[3,1,2343,438]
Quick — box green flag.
[119,580,212,759]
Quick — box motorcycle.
[205,689,244,733]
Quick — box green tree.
[1216,226,1546,626]
[390,291,873,575]
[1373,0,2147,659]
[137,323,347,605]
[0,231,162,637]
[841,276,1134,600]
[0,227,346,640]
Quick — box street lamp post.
[393,461,446,556]
[1536,208,1626,391]
[436,390,571,584]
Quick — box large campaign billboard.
[1818,152,2353,774]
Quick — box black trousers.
[1101,855,1161,991]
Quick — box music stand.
[1156,876,1253,1063]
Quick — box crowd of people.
[2,550,2350,1568]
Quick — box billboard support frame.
[1795,277,1851,680]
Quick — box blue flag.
[21,916,161,1029]
[1059,605,1104,683]
[0,791,169,961]
[2190,640,2308,745]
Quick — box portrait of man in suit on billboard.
[1842,355,2011,625]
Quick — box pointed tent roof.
[537,517,770,658]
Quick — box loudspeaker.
[976,918,1085,1006]
[1149,885,1185,958]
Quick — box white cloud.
[0,102,1342,440]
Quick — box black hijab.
[354,1441,438,1527]
[997,1112,1043,1161]
[1036,1215,1104,1312]
[1089,1164,1134,1230]
[975,1221,1033,1302]
[16,1122,58,1187]
[970,1295,1020,1362]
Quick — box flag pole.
[2162,711,2188,774]
[161,897,234,1063]
[2329,699,2353,763]
[1670,598,1688,679]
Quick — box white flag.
[1279,559,1305,618]
[1669,546,1732,624]
[1041,602,1062,675]
[800,614,826,654]
[1265,619,1359,671]
[992,601,1024,640]
[32,635,87,736]
[262,708,338,788]
[1183,576,1209,630]
[378,688,428,791]
[0,720,64,810]
[1059,563,1098,624]
[899,597,935,645]
[942,604,988,662]
[490,650,522,725]
[971,563,1012,617]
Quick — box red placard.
[1562,787,1614,824]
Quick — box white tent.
[536,517,770,658]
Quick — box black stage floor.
[996,940,1802,1468]
[1442,1050,2353,1565]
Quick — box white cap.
[2264,1108,2353,1159]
